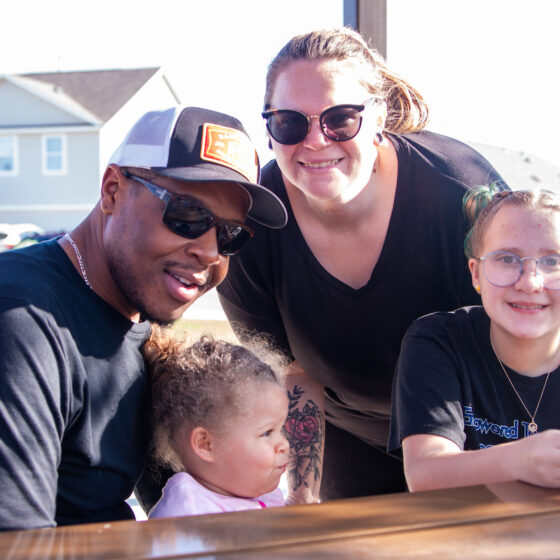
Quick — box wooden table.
[1,482,560,559]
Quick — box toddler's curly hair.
[144,328,287,471]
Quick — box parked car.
[0,223,44,252]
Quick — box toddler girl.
[145,333,289,517]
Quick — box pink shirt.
[148,472,285,518]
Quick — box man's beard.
[106,251,176,326]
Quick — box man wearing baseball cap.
[0,106,287,530]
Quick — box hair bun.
[463,183,508,226]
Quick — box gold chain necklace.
[492,349,551,434]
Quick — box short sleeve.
[0,300,68,529]
[388,314,467,454]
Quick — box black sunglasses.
[262,97,377,145]
[124,174,253,256]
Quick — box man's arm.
[0,304,63,529]
[283,360,325,505]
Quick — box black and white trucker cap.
[109,106,287,229]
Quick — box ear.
[468,258,481,293]
[100,164,127,216]
[190,426,215,463]
[375,101,388,130]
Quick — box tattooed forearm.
[283,385,324,492]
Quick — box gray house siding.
[0,80,86,126]
[0,130,99,231]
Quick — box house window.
[42,134,67,175]
[0,136,17,175]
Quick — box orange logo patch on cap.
[201,123,259,183]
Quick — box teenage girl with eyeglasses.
[389,186,560,491]
[145,332,289,517]
[217,27,507,504]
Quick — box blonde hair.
[144,329,287,471]
[264,27,429,134]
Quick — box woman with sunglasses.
[389,186,560,491]
[218,27,506,504]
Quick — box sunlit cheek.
[210,260,229,288]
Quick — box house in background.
[0,67,180,231]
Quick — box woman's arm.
[284,360,325,505]
[403,430,560,492]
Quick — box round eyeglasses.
[262,97,378,145]
[477,251,560,290]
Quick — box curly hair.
[463,185,560,259]
[263,27,429,134]
[144,329,287,471]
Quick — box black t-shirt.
[218,130,504,448]
[0,240,151,530]
[388,306,560,452]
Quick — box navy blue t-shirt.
[0,240,151,529]
[389,306,560,453]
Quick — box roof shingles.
[21,67,160,122]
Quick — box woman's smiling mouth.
[300,158,342,169]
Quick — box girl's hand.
[512,429,560,488]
